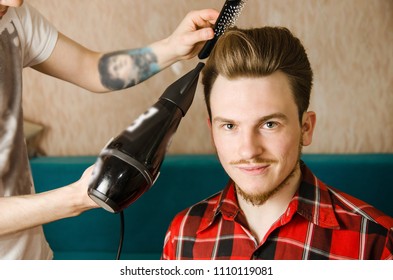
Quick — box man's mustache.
[230,158,277,165]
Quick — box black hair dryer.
[88,62,204,213]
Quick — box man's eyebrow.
[259,113,288,123]
[212,117,234,124]
[213,113,288,124]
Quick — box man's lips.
[235,164,270,175]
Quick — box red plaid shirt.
[162,163,393,260]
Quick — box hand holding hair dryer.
[88,62,204,213]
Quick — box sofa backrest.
[30,154,393,259]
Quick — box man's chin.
[235,163,301,206]
[235,184,281,206]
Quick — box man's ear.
[207,117,212,129]
[206,117,215,146]
[301,111,316,146]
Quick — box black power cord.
[116,211,125,260]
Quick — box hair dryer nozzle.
[160,62,204,115]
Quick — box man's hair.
[201,27,313,122]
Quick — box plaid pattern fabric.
[162,163,393,260]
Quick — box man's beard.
[235,141,303,206]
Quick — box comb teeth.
[198,0,247,59]
[214,0,247,37]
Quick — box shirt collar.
[198,162,340,233]
[197,181,241,233]
[294,162,340,229]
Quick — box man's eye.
[223,124,235,130]
[264,121,278,129]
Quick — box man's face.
[209,71,314,205]
[0,0,24,19]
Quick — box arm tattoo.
[98,48,159,90]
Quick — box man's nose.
[238,129,264,160]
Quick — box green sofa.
[29,154,393,260]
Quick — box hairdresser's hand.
[0,165,99,236]
[69,165,100,212]
[151,9,219,68]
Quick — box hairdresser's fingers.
[187,9,219,28]
[185,27,215,45]
[175,9,218,37]
[162,9,218,61]
[78,165,95,191]
[67,165,100,209]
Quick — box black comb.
[198,0,247,59]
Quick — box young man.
[162,27,393,260]
[0,0,218,259]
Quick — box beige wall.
[23,0,393,156]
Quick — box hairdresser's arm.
[0,167,98,236]
[32,9,218,93]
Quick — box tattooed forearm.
[98,48,159,90]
